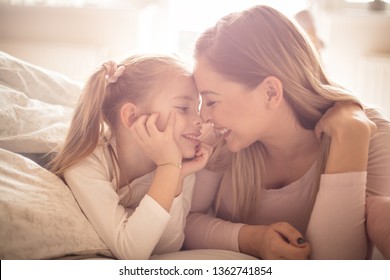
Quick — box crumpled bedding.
[0,51,114,259]
[0,50,81,154]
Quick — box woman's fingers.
[273,222,307,247]
[269,223,310,260]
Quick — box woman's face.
[194,58,268,152]
[149,75,202,159]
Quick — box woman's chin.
[226,141,248,153]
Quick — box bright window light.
[170,0,309,32]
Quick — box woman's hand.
[131,112,182,166]
[238,223,311,260]
[315,102,377,174]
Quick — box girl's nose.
[200,105,212,124]
[194,114,203,128]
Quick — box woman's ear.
[120,103,138,129]
[263,76,283,109]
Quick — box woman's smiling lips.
[214,126,231,137]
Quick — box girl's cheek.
[155,113,170,131]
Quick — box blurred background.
[0,0,389,118]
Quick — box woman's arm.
[183,169,244,251]
[366,196,390,259]
[307,102,375,259]
[365,111,390,259]
[184,169,311,259]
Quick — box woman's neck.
[264,126,320,164]
[261,105,321,165]
[261,119,321,190]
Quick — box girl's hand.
[181,142,214,178]
[131,112,182,166]
[315,101,376,140]
[239,223,311,260]
[315,102,377,174]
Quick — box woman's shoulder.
[365,108,390,147]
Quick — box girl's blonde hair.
[49,54,191,177]
[195,5,361,221]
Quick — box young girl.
[49,55,212,259]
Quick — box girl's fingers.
[132,115,150,140]
[314,120,323,139]
[164,111,176,135]
[196,143,213,158]
[145,113,160,137]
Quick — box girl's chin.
[181,148,197,160]
[182,152,196,160]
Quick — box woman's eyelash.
[206,101,216,106]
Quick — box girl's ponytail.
[49,66,107,176]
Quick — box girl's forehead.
[163,75,198,97]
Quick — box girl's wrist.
[158,162,182,169]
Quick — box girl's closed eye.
[175,106,189,113]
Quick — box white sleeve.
[153,174,195,254]
[63,155,170,260]
[306,172,367,259]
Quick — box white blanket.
[0,50,81,153]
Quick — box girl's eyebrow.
[171,95,194,101]
[200,90,219,96]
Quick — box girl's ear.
[262,76,283,109]
[120,102,138,129]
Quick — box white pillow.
[0,50,82,107]
[0,51,81,154]
[0,84,73,153]
[0,148,113,259]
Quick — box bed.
[0,50,116,259]
[0,50,260,260]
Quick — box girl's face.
[149,75,202,159]
[194,58,268,152]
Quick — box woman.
[183,5,390,259]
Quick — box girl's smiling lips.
[183,132,201,144]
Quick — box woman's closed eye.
[206,101,217,107]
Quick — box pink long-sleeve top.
[184,110,390,259]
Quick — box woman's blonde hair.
[49,54,191,178]
[195,5,361,221]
